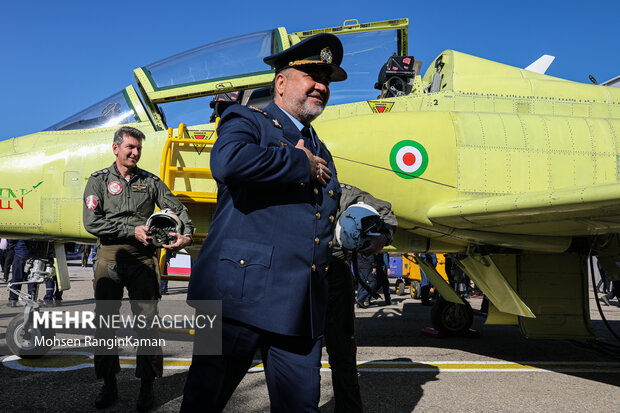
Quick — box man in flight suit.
[181,33,347,412]
[83,126,194,411]
[326,184,397,412]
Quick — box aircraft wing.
[427,181,620,237]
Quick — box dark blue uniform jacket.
[188,101,341,338]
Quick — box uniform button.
[312,264,316,271]
[329,216,335,223]
[328,241,333,247]
[315,237,320,245]
[329,190,334,197]
[325,266,329,272]
[239,259,245,265]
[316,212,321,219]
[300,182,306,187]
[314,188,319,195]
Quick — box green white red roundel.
[389,140,428,179]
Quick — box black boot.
[94,377,118,409]
[136,379,154,412]
[420,285,432,306]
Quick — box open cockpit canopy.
[43,19,409,132]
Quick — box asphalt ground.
[0,258,619,412]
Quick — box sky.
[1,0,618,139]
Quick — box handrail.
[157,122,219,275]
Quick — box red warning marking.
[188,130,214,155]
[367,101,394,114]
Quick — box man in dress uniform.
[83,126,194,411]
[181,33,347,412]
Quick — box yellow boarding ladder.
[158,122,219,278]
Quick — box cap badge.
[321,47,332,64]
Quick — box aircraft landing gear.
[6,257,57,358]
[430,297,474,336]
[6,310,55,358]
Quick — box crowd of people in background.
[0,240,97,307]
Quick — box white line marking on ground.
[3,354,619,373]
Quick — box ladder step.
[168,167,213,178]
[172,191,217,204]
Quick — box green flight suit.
[325,183,397,413]
[83,163,194,380]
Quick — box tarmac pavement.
[0,258,618,412]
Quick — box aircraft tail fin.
[525,54,555,74]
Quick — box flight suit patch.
[131,184,147,193]
[107,181,123,195]
[86,195,99,210]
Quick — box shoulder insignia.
[249,106,269,117]
[90,168,109,177]
[340,183,352,189]
[272,119,282,128]
[139,170,159,180]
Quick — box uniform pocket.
[215,239,273,302]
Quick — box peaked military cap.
[263,33,347,82]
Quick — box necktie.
[301,126,316,153]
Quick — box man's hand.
[134,225,152,246]
[163,233,192,251]
[359,234,388,256]
[295,139,331,186]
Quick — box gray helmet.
[335,202,382,250]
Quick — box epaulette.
[248,106,269,118]
[139,170,159,180]
[91,168,109,177]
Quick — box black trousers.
[325,257,363,413]
[3,248,15,281]
[181,318,321,413]
[9,254,32,301]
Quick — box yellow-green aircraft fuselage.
[2,18,619,340]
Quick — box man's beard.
[297,95,326,124]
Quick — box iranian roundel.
[389,140,428,179]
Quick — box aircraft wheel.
[410,280,421,299]
[395,279,406,296]
[6,313,55,359]
[430,297,473,336]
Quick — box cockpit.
[44,19,412,132]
